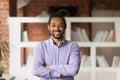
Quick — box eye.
[59,24,64,28]
[50,24,56,27]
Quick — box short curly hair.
[48,13,66,29]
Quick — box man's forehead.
[51,18,64,23]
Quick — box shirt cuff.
[50,69,61,78]
[51,65,57,71]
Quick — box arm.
[32,42,61,78]
[50,43,80,76]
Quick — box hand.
[46,65,51,69]
[60,74,64,78]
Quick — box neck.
[52,37,63,46]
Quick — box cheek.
[48,26,53,30]
[48,27,52,31]
[49,29,54,33]
[60,28,65,31]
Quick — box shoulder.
[35,39,50,48]
[71,42,79,49]
[65,41,80,55]
[66,40,79,47]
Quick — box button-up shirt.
[32,38,80,80]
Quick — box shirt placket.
[56,47,59,65]
[55,47,60,80]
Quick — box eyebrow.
[50,22,64,25]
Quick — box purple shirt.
[32,38,80,80]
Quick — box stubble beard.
[52,30,64,39]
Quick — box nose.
[54,25,60,30]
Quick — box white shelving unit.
[8,17,120,80]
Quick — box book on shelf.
[81,54,91,67]
[118,56,120,67]
[96,55,109,67]
[81,29,89,42]
[26,53,33,67]
[76,27,85,42]
[71,27,89,42]
[100,31,109,42]
[93,31,100,42]
[21,30,28,42]
[98,31,104,42]
[93,31,105,42]
[112,56,120,67]
[93,30,115,42]
[101,56,109,67]
[106,30,114,42]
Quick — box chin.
[53,35,63,39]
[54,37,62,39]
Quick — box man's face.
[48,17,66,39]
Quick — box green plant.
[0,28,9,74]
[0,65,4,74]
[0,39,9,60]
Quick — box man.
[32,13,80,80]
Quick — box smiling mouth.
[53,30,62,34]
[54,31,60,34]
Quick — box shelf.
[20,42,39,47]
[20,42,120,47]
[80,67,92,72]
[96,67,120,71]
[77,42,120,47]
[96,71,116,80]
[96,47,120,68]
[9,17,120,80]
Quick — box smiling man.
[32,13,80,80]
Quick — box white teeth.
[55,32,60,34]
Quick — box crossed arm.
[32,43,80,79]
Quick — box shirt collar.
[49,37,66,47]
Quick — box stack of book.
[96,55,120,67]
[71,27,89,42]
[93,30,115,42]
[81,54,91,67]
[96,55,109,67]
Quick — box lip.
[54,31,60,34]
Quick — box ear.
[47,25,50,30]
